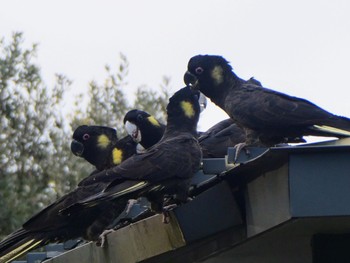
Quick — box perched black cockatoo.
[71,125,137,171]
[123,110,165,153]
[184,55,350,149]
[0,129,136,263]
[124,109,247,158]
[61,86,202,218]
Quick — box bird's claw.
[233,142,250,162]
[96,229,115,247]
[125,199,138,215]
[162,204,177,224]
[162,211,171,224]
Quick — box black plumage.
[199,118,245,158]
[61,86,202,216]
[184,55,350,147]
[123,109,165,152]
[71,125,137,170]
[0,181,130,263]
[124,109,247,158]
[0,87,202,263]
[0,127,137,263]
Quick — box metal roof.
[33,138,350,262]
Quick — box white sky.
[1,0,350,131]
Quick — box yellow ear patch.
[97,134,110,148]
[147,116,160,126]
[112,148,123,165]
[211,66,224,85]
[180,101,195,118]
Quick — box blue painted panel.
[27,252,47,263]
[174,181,242,243]
[289,152,350,217]
[202,158,226,174]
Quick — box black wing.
[228,84,347,130]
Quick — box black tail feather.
[308,124,350,138]
[323,115,350,133]
[0,228,47,263]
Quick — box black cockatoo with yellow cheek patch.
[184,55,350,154]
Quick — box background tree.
[0,33,73,235]
[133,76,171,124]
[0,33,170,238]
[70,53,129,134]
[71,53,171,134]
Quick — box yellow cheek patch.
[181,101,195,118]
[97,134,110,148]
[147,116,160,126]
[211,66,224,85]
[112,148,123,165]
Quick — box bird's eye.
[137,115,144,122]
[195,67,204,74]
[83,134,90,140]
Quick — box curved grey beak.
[184,71,198,89]
[71,139,84,156]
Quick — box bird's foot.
[233,142,250,162]
[96,229,115,247]
[162,204,177,224]
[162,211,171,224]
[125,199,138,215]
[186,197,193,202]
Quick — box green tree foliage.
[71,53,171,135]
[133,76,171,124]
[0,33,74,236]
[81,54,129,131]
[0,33,170,238]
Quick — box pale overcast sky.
[1,0,349,131]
